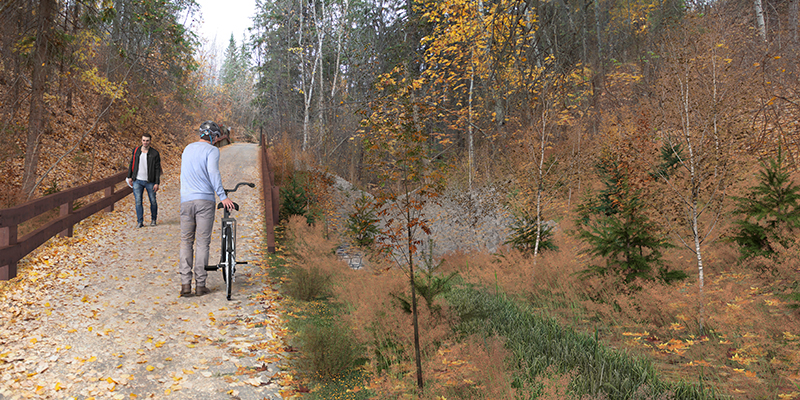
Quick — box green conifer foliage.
[577,157,685,286]
[346,194,380,247]
[505,215,558,254]
[280,173,311,223]
[731,150,800,259]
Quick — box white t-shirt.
[136,150,149,181]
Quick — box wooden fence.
[0,171,132,280]
[260,133,280,253]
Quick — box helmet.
[198,120,221,141]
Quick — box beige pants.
[179,200,216,286]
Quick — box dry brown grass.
[430,197,800,399]
[279,153,800,398]
[284,215,527,399]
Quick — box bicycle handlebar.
[224,182,255,195]
[217,202,239,211]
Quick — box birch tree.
[297,0,324,152]
[652,22,747,332]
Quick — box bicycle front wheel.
[224,225,234,300]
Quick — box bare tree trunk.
[399,180,424,392]
[533,109,546,259]
[468,60,475,191]
[754,0,767,42]
[408,210,423,392]
[299,5,309,151]
[316,0,325,157]
[21,0,55,200]
[680,70,706,333]
[594,0,603,63]
[790,0,799,49]
[299,1,318,152]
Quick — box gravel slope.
[327,173,514,263]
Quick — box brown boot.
[180,284,193,297]
[196,285,211,296]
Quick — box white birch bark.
[679,67,706,333]
[330,0,349,100]
[316,0,325,150]
[754,0,767,42]
[299,0,322,152]
[299,5,310,151]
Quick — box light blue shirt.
[180,141,228,203]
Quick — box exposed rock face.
[326,171,514,266]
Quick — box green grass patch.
[446,286,727,400]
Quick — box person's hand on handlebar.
[221,198,235,210]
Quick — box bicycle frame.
[205,182,254,300]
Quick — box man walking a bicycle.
[178,121,234,297]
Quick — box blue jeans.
[133,180,158,224]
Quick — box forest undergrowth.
[274,209,800,400]
[264,139,800,400]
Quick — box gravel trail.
[0,143,293,399]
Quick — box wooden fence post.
[272,186,280,227]
[59,201,74,237]
[0,226,18,280]
[104,185,115,212]
[262,141,277,254]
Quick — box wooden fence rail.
[260,133,279,253]
[0,171,132,280]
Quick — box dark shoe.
[150,220,157,226]
[196,286,211,296]
[180,284,193,297]
[137,222,144,228]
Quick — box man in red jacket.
[126,133,163,228]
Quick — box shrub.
[297,320,365,380]
[505,214,558,254]
[280,173,311,223]
[43,181,60,196]
[392,269,458,318]
[283,216,338,301]
[346,193,380,247]
[730,150,800,261]
[284,264,332,301]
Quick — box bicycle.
[205,182,255,300]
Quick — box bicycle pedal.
[236,261,248,265]
[204,265,219,271]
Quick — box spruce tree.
[731,150,800,259]
[220,35,240,88]
[577,157,684,286]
